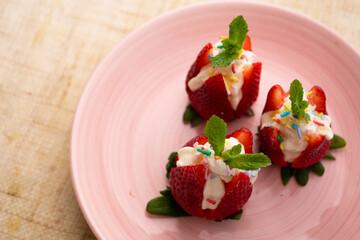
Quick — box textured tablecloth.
[0,0,358,239]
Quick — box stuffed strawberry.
[184,15,262,124]
[259,80,346,186]
[147,115,271,220]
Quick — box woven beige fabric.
[0,0,358,239]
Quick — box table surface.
[0,0,359,239]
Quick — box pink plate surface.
[71,2,360,239]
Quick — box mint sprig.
[204,115,227,156]
[211,15,248,68]
[223,152,271,170]
[289,80,311,120]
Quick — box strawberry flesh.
[307,86,327,114]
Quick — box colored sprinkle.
[226,88,231,95]
[228,75,239,82]
[280,143,284,150]
[313,120,324,126]
[317,112,324,117]
[210,175,216,180]
[298,139,303,144]
[292,124,297,129]
[206,198,216,205]
[202,156,208,164]
[277,136,284,142]
[209,69,213,76]
[197,148,211,156]
[312,112,317,116]
[219,36,229,40]
[215,156,222,160]
[305,91,313,96]
[243,171,248,175]
[208,55,212,59]
[289,115,297,121]
[267,124,273,127]
[305,108,309,112]
[321,115,325,120]
[281,111,290,117]
[285,125,293,130]
[296,127,302,139]
[217,45,224,49]
[282,117,287,124]
[241,55,246,59]
[270,110,279,118]
[231,64,236,73]
[251,172,256,177]
[284,104,291,111]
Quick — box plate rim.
[70,1,360,239]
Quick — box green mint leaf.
[211,15,248,68]
[222,144,242,160]
[146,189,190,217]
[224,153,271,170]
[330,134,346,149]
[183,104,204,127]
[281,166,295,186]
[204,115,227,156]
[323,151,335,160]
[294,168,309,186]
[228,15,248,44]
[245,107,254,116]
[289,79,310,120]
[166,152,177,179]
[310,161,325,176]
[224,209,243,220]
[211,50,238,68]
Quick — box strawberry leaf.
[166,152,177,179]
[323,151,335,160]
[294,168,309,186]
[183,104,204,127]
[223,152,271,170]
[281,166,295,186]
[330,134,346,149]
[146,189,190,217]
[310,161,325,176]
[204,115,227,156]
[211,15,248,68]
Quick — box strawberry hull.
[186,42,262,122]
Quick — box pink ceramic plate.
[71,2,360,239]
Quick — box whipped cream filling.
[260,94,333,163]
[176,137,259,210]
[187,40,255,110]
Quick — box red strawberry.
[170,129,254,220]
[291,134,330,168]
[236,62,262,117]
[260,84,331,168]
[186,43,213,94]
[189,73,236,121]
[186,36,261,122]
[242,35,252,51]
[307,86,327,114]
[170,164,207,218]
[262,85,286,113]
[259,127,287,167]
[228,128,253,154]
[170,164,252,220]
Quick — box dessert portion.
[185,15,262,122]
[147,115,271,220]
[259,80,346,186]
[259,80,332,169]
